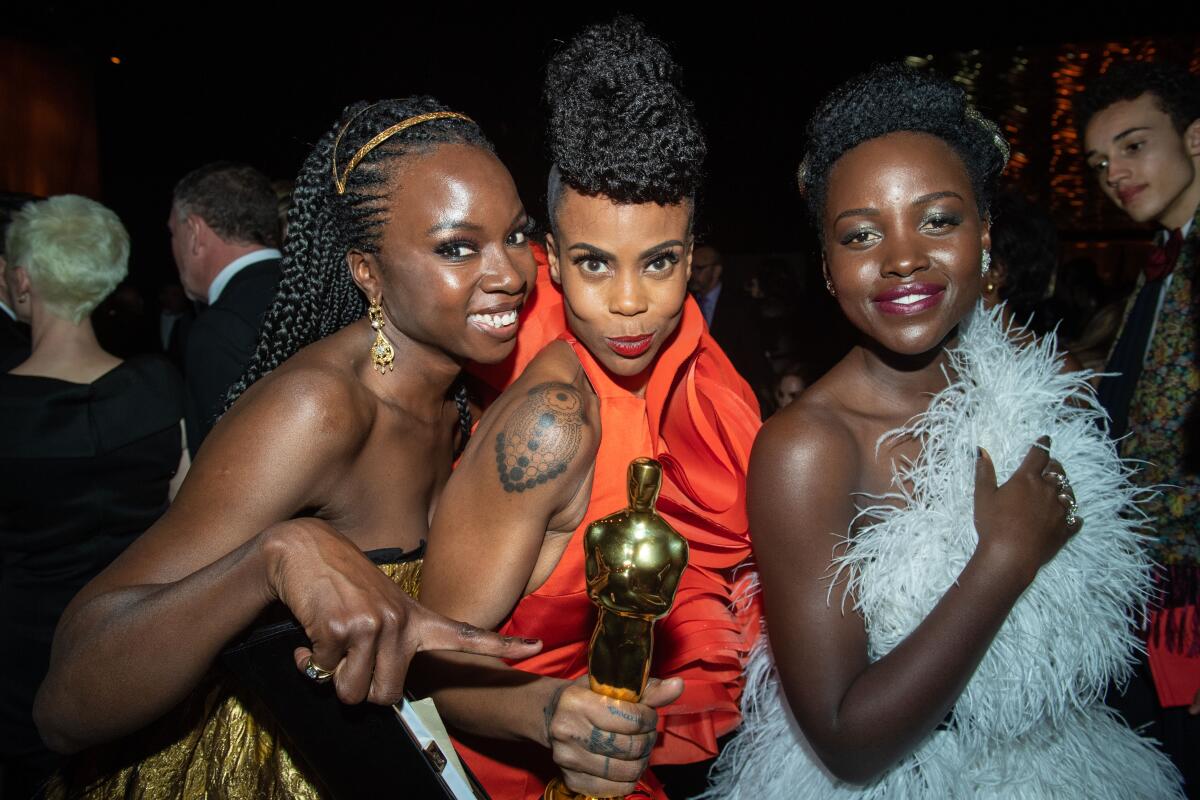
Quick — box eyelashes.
[570,249,682,276]
[839,227,877,246]
[435,241,477,259]
[646,251,680,271]
[837,212,963,246]
[434,217,536,259]
[923,212,962,229]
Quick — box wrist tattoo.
[496,383,585,493]
[543,682,569,746]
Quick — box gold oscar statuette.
[544,457,689,800]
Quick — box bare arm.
[34,369,365,751]
[754,413,1078,784]
[36,367,539,753]
[420,374,681,797]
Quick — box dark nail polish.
[522,638,539,645]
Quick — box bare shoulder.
[210,344,375,459]
[82,347,378,592]
[753,389,860,490]
[750,386,862,551]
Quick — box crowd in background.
[0,53,1197,800]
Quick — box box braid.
[223,97,495,450]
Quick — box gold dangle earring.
[368,300,395,374]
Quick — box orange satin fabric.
[460,254,762,799]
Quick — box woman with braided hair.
[35,97,542,798]
[417,17,761,800]
[701,64,1180,798]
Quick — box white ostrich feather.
[700,305,1181,799]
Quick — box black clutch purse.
[221,618,491,800]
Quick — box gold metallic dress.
[46,554,422,800]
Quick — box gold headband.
[331,109,475,195]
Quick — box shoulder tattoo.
[495,382,586,493]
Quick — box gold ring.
[303,656,336,684]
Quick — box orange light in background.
[110,56,121,64]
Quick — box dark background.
[3,6,1199,295]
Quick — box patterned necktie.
[1145,227,1183,282]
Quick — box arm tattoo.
[543,682,569,746]
[495,382,585,493]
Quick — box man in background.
[689,243,773,415]
[1081,60,1200,793]
[169,162,281,455]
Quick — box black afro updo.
[799,64,1010,230]
[544,16,705,214]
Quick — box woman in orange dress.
[418,17,760,800]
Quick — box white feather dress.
[701,306,1182,799]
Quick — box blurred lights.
[900,39,1199,230]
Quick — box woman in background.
[1,195,186,797]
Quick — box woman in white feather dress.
[702,65,1182,799]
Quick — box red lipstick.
[872,283,945,315]
[606,334,654,358]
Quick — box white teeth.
[469,310,518,328]
[893,294,932,305]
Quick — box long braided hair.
[224,97,494,450]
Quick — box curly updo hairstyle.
[225,97,494,446]
[799,63,1010,231]
[544,16,706,225]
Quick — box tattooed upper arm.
[494,382,589,494]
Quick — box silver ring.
[1064,497,1080,527]
[1044,471,1070,492]
[303,656,335,684]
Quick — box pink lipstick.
[606,334,654,358]
[872,283,945,315]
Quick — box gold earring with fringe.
[368,300,395,373]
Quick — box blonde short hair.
[5,195,130,323]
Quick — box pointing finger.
[414,608,542,659]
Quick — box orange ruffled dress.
[462,254,762,799]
